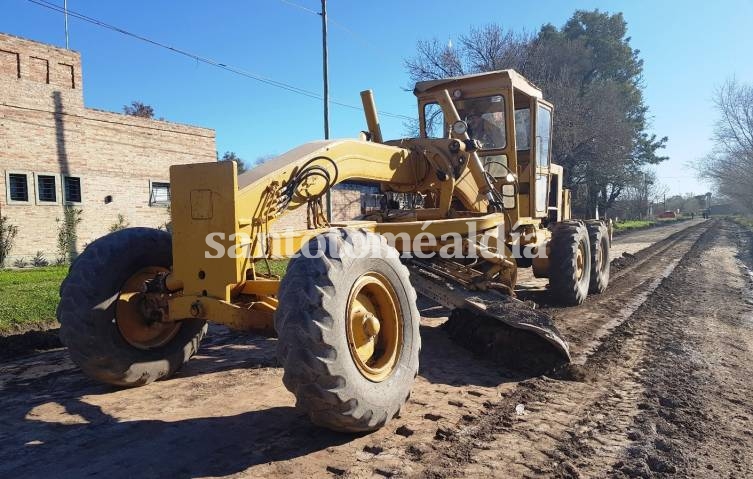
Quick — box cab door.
[532,99,553,218]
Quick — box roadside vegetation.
[697,80,753,213]
[612,216,692,234]
[0,215,18,268]
[733,215,753,230]
[612,220,654,234]
[0,266,67,334]
[0,259,290,335]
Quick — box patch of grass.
[0,260,293,335]
[612,216,692,234]
[0,266,67,335]
[255,259,290,277]
[732,215,753,230]
[613,219,654,233]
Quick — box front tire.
[57,228,207,387]
[275,229,420,432]
[549,221,591,305]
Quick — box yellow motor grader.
[57,70,611,432]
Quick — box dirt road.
[2,218,752,478]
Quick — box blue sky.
[3,0,752,196]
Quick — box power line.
[25,0,415,122]
[276,0,319,16]
[273,0,394,63]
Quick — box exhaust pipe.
[360,90,383,143]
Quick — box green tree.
[405,10,668,215]
[534,11,667,214]
[0,215,18,268]
[219,151,247,174]
[123,101,155,119]
[56,207,83,265]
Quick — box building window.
[7,172,30,203]
[0,50,21,80]
[63,176,82,203]
[149,181,170,206]
[36,174,57,203]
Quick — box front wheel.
[57,228,207,387]
[275,229,420,432]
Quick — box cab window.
[456,95,506,150]
[537,105,552,166]
[482,155,510,178]
[515,108,531,150]
[423,102,445,138]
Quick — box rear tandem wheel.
[548,221,592,306]
[585,220,611,294]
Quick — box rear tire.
[586,221,610,294]
[57,228,207,387]
[275,229,420,432]
[549,221,591,306]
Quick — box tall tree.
[219,151,247,174]
[405,11,668,215]
[699,79,753,211]
[123,101,155,119]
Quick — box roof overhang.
[413,69,543,100]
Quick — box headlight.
[452,120,468,135]
[505,173,516,183]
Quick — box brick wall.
[0,33,216,265]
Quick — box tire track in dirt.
[409,220,753,478]
[603,221,753,477]
[549,220,712,361]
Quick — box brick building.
[0,33,216,265]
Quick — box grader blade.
[408,264,571,374]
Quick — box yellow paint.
[164,69,583,331]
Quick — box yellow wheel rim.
[116,266,181,350]
[346,272,403,382]
[576,242,586,281]
[598,240,608,273]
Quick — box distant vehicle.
[657,211,678,219]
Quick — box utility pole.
[321,0,332,221]
[321,0,329,140]
[64,0,70,49]
[643,172,648,220]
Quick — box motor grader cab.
[57,70,610,433]
[415,70,570,227]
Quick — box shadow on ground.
[0,307,521,476]
[2,398,351,477]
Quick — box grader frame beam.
[164,73,564,332]
[166,112,513,302]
